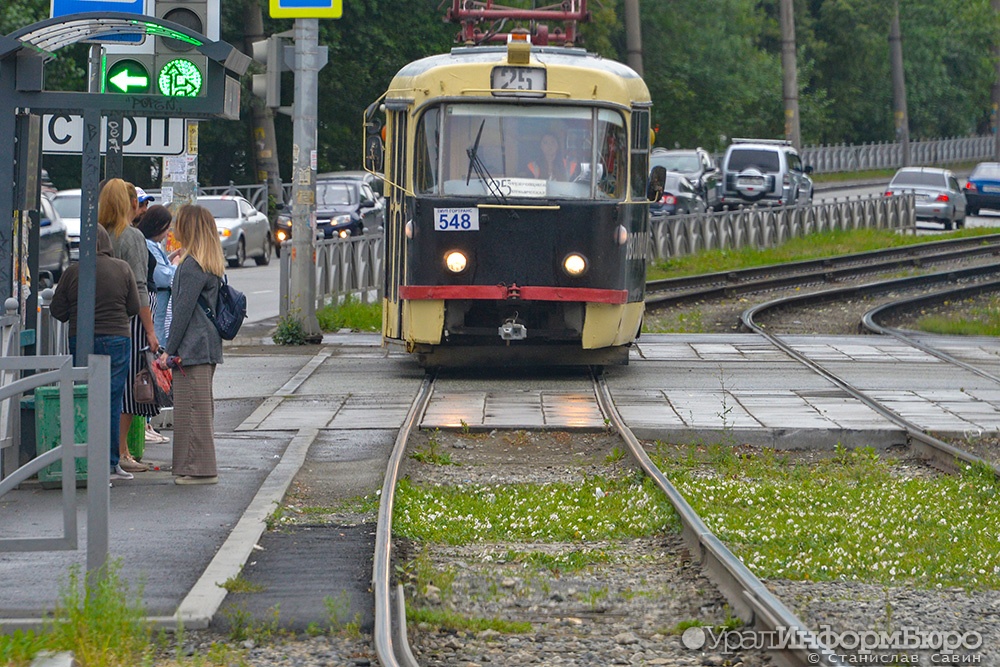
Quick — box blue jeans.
[69,335,131,470]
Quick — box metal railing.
[648,194,915,261]
[801,135,993,174]
[278,232,384,318]
[0,342,111,581]
[143,182,270,214]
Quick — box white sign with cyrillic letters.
[42,114,185,156]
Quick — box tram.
[372,31,652,367]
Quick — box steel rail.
[373,373,435,667]
[646,234,1000,309]
[862,278,1000,387]
[741,278,1000,478]
[591,370,838,667]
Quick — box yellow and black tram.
[373,34,652,367]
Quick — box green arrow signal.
[109,69,149,93]
[105,59,151,94]
[158,58,203,97]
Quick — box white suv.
[719,139,814,209]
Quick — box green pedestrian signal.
[105,59,151,94]
[158,58,204,97]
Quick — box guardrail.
[649,194,915,261]
[801,135,993,174]
[278,231,385,318]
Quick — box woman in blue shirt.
[138,205,177,343]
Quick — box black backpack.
[198,275,247,341]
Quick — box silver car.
[51,189,82,261]
[885,167,966,230]
[199,195,273,267]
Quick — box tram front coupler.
[499,316,527,341]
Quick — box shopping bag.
[145,350,174,408]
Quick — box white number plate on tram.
[435,207,480,231]
[491,66,546,97]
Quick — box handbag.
[144,350,174,408]
[133,367,155,404]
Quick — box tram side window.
[630,109,650,201]
[415,108,440,194]
[595,111,626,199]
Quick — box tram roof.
[386,45,650,109]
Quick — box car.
[718,138,813,209]
[648,169,707,217]
[962,162,1000,216]
[649,147,721,210]
[36,195,70,284]
[275,180,380,249]
[50,189,82,261]
[884,167,966,230]
[318,170,385,201]
[199,195,273,268]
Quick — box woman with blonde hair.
[163,204,225,485]
[98,178,159,475]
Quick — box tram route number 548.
[435,207,480,231]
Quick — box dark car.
[31,196,70,286]
[963,162,1000,216]
[648,169,707,217]
[649,147,721,210]
[275,180,380,250]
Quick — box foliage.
[271,313,307,345]
[315,296,381,332]
[406,606,532,634]
[0,561,152,667]
[393,475,678,544]
[658,445,1000,589]
[7,0,1000,185]
[914,295,1000,336]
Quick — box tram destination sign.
[42,114,185,156]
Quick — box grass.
[406,607,532,634]
[914,295,1000,336]
[647,227,1000,281]
[316,297,381,332]
[393,474,678,544]
[656,444,1000,590]
[0,562,154,667]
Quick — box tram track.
[645,234,1000,310]
[372,370,836,667]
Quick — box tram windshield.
[415,103,627,200]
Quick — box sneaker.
[144,425,170,444]
[111,465,134,481]
[174,475,218,485]
[119,456,149,473]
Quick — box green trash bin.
[127,414,145,461]
[34,385,89,489]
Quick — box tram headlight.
[405,220,414,239]
[444,250,468,273]
[562,253,588,277]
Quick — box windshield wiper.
[466,120,507,205]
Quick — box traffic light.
[251,35,292,111]
[154,0,209,97]
[103,55,154,94]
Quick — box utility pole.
[889,2,910,166]
[779,0,801,150]
[243,1,284,207]
[993,0,1000,160]
[623,0,643,76]
[289,18,323,339]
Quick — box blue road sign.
[50,0,146,43]
[269,0,342,19]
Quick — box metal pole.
[289,19,321,338]
[889,3,910,167]
[779,0,801,150]
[623,0,643,76]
